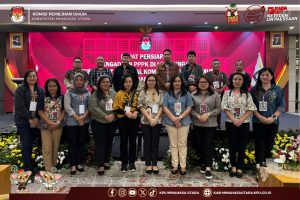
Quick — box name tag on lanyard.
[200,104,207,114]
[125,106,131,113]
[151,104,158,114]
[29,101,37,111]
[106,99,113,111]
[213,81,220,89]
[79,94,85,114]
[174,102,181,116]
[259,101,267,112]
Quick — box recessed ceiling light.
[157,22,162,25]
[204,22,208,25]
[214,26,219,30]
[289,26,295,30]
[62,26,67,30]
[104,22,108,25]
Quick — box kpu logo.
[10,6,26,24]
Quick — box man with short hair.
[89,56,113,92]
[64,57,89,89]
[156,49,179,91]
[180,50,203,93]
[205,59,228,129]
[229,60,251,89]
[112,53,139,92]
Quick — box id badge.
[151,104,158,114]
[52,111,58,121]
[200,104,207,114]
[234,107,241,117]
[213,81,220,89]
[259,101,267,112]
[79,105,85,114]
[29,101,37,111]
[174,102,182,116]
[106,99,113,111]
[188,74,195,82]
[125,106,131,113]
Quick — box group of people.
[14,49,285,181]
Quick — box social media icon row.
[108,188,157,197]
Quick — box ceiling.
[0,0,299,34]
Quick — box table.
[0,165,10,195]
[259,163,300,187]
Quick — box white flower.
[9,145,17,149]
[224,166,228,170]
[279,155,286,162]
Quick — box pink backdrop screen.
[28,32,265,91]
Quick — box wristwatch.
[271,115,277,120]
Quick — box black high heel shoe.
[76,165,85,172]
[152,166,159,174]
[236,170,243,178]
[229,170,236,177]
[171,168,178,175]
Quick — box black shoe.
[76,166,85,172]
[179,168,186,175]
[205,170,212,179]
[200,165,206,174]
[229,170,236,177]
[152,167,159,174]
[104,165,111,170]
[260,162,267,167]
[171,168,178,175]
[121,164,128,172]
[236,170,243,178]
[70,170,76,175]
[129,163,136,172]
[98,166,105,175]
[98,170,105,175]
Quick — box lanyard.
[201,93,207,104]
[31,89,37,101]
[188,64,195,75]
[212,70,221,80]
[261,90,270,102]
[233,90,241,104]
[80,94,84,104]
[123,67,128,76]
[175,92,181,103]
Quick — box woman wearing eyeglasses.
[191,75,221,180]
[138,74,163,174]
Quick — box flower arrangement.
[272,133,300,170]
[212,148,231,171]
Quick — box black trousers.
[118,117,139,165]
[91,120,116,166]
[17,124,40,172]
[194,126,216,167]
[253,122,278,164]
[226,122,250,170]
[141,124,161,166]
[67,124,89,166]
